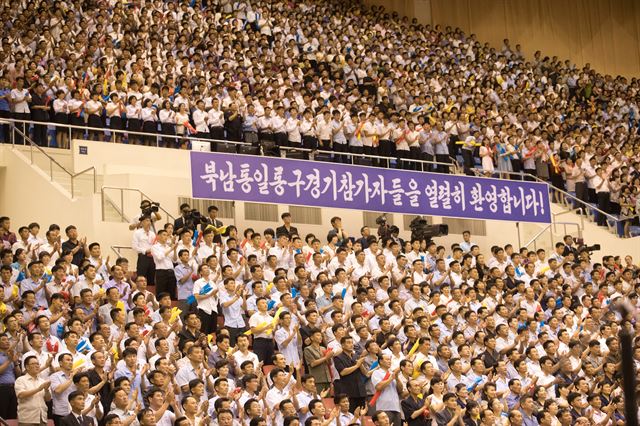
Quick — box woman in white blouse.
[106,93,124,143]
[52,89,69,149]
[159,100,176,148]
[85,91,104,141]
[126,96,142,145]
[67,89,85,141]
[175,103,190,145]
[141,99,158,146]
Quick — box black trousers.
[363,145,375,165]
[302,135,317,151]
[52,414,65,426]
[348,396,366,414]
[462,149,474,175]
[397,149,410,169]
[0,110,9,143]
[523,168,536,181]
[197,308,218,334]
[511,158,523,179]
[435,154,450,174]
[409,146,421,170]
[12,112,30,144]
[596,192,610,226]
[575,182,588,210]
[155,268,177,299]
[0,384,17,420]
[351,145,365,165]
[334,142,348,163]
[252,337,275,365]
[274,132,288,147]
[421,152,434,172]
[378,139,394,167]
[227,326,247,347]
[32,113,49,147]
[210,126,224,151]
[588,188,597,203]
[136,253,155,285]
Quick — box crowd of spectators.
[2,0,640,232]
[0,207,639,426]
[1,0,640,423]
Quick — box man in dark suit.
[275,212,298,238]
[202,205,224,244]
[60,391,95,426]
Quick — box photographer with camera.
[376,214,391,240]
[128,200,162,231]
[131,215,156,286]
[174,203,197,235]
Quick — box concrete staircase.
[11,145,103,199]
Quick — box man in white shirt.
[248,297,275,363]
[208,98,225,141]
[219,278,247,345]
[132,216,156,288]
[11,76,31,144]
[152,230,178,300]
[193,99,210,143]
[15,354,51,425]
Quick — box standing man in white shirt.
[193,264,219,335]
[248,297,275,363]
[132,216,156,288]
[271,106,288,154]
[11,76,31,144]
[152,230,178,300]
[207,98,225,142]
[219,277,247,345]
[192,100,210,149]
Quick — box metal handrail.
[3,117,461,171]
[102,191,130,223]
[6,116,622,228]
[110,245,134,258]
[553,221,583,240]
[4,117,252,148]
[279,145,459,171]
[552,209,585,236]
[523,224,553,251]
[10,122,97,198]
[101,186,176,223]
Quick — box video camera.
[574,238,601,253]
[184,209,209,229]
[376,214,392,240]
[140,201,160,216]
[409,216,448,241]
